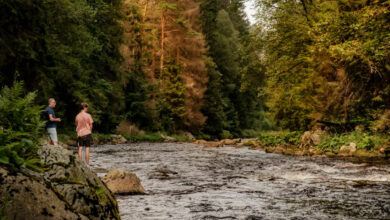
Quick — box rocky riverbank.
[0,145,120,220]
[193,137,390,161]
[58,130,390,161]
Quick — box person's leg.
[47,128,56,145]
[78,146,83,161]
[85,147,90,165]
[52,128,58,145]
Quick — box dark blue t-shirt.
[45,106,57,128]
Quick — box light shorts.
[47,128,58,143]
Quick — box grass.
[171,134,190,142]
[123,133,164,142]
[92,133,112,143]
[57,130,192,144]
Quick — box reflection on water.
[89,143,390,220]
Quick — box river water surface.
[89,143,390,220]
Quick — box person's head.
[80,102,89,112]
[48,98,56,108]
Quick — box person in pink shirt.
[75,102,94,165]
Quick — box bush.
[92,133,112,143]
[171,134,190,142]
[220,130,233,139]
[116,120,145,136]
[257,131,302,146]
[371,110,390,133]
[123,133,164,142]
[0,82,44,171]
[241,129,262,138]
[195,133,211,140]
[317,131,388,152]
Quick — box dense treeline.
[199,0,267,138]
[0,0,265,138]
[0,0,124,132]
[256,0,390,132]
[3,0,387,139]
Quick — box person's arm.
[89,116,94,131]
[49,114,61,122]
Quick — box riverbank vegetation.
[0,0,389,153]
[0,82,44,172]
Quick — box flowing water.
[89,143,390,220]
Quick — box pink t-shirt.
[75,112,94,137]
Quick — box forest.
[0,0,389,140]
[1,1,390,219]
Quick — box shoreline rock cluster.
[193,138,390,160]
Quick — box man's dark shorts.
[78,134,93,147]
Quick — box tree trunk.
[160,10,165,86]
[142,1,148,23]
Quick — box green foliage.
[171,134,190,142]
[92,133,112,144]
[0,199,8,220]
[160,64,186,129]
[0,82,44,172]
[258,131,302,146]
[257,0,390,131]
[123,133,164,142]
[195,133,212,141]
[200,1,267,138]
[0,0,124,133]
[317,131,388,153]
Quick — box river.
[89,143,390,220]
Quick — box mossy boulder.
[0,145,121,220]
[0,167,88,220]
[102,169,146,195]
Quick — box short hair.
[48,98,56,104]
[80,102,89,110]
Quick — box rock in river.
[102,169,146,195]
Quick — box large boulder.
[160,134,176,142]
[177,131,196,141]
[110,134,127,144]
[338,142,357,156]
[300,128,327,148]
[101,169,146,195]
[183,132,195,141]
[0,167,88,220]
[18,145,121,220]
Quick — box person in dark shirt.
[45,98,61,145]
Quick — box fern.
[0,82,44,172]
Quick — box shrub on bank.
[123,133,164,142]
[316,131,388,153]
[0,82,44,171]
[258,131,302,146]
